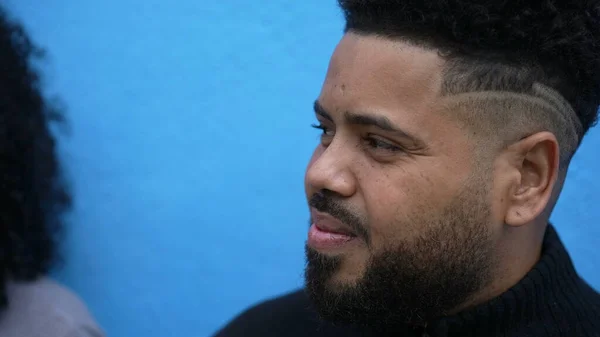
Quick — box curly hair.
[338,0,600,157]
[0,7,71,306]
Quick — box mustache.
[308,191,370,241]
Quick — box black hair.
[0,7,70,306]
[338,0,600,146]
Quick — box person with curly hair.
[215,0,600,336]
[0,6,103,337]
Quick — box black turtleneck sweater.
[213,226,600,337]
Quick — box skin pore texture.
[303,33,566,328]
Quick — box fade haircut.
[338,0,600,169]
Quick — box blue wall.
[5,2,600,336]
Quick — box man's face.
[303,33,503,327]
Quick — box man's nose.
[305,142,357,198]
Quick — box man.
[0,6,104,337]
[215,0,600,336]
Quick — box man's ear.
[503,131,560,227]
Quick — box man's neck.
[418,224,600,336]
[451,224,545,314]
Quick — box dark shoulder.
[213,289,359,337]
[577,281,600,327]
[213,290,316,337]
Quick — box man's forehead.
[321,34,446,124]
[327,33,445,93]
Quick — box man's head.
[303,0,600,328]
[0,7,70,306]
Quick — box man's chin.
[304,247,369,324]
[304,274,393,329]
[327,267,367,287]
[304,242,488,328]
[310,276,356,299]
[305,246,366,283]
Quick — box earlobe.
[504,132,560,227]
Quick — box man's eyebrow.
[313,100,427,149]
[313,100,333,121]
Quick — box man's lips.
[314,223,357,237]
[307,208,363,252]
[310,210,357,237]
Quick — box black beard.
[304,190,495,329]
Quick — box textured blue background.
[5,2,599,336]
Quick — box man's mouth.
[307,212,360,251]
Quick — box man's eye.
[365,137,403,153]
[311,123,334,136]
